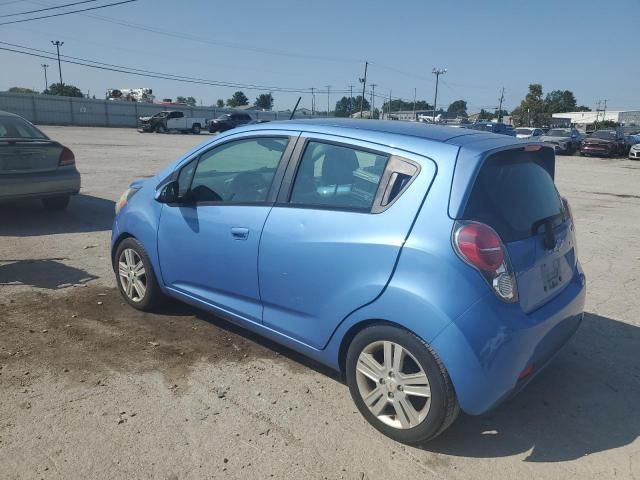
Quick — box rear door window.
[462,149,562,242]
[289,141,388,211]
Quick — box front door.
[157,133,296,322]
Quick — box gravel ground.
[1,126,638,479]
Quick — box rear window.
[0,116,47,139]
[462,149,562,242]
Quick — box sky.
[1,0,639,113]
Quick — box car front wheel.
[346,324,459,444]
[115,238,164,311]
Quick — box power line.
[0,0,138,26]
[0,42,351,94]
[0,0,99,18]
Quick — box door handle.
[231,227,249,240]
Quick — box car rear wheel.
[346,324,459,444]
[115,238,164,311]
[42,195,70,210]
[155,123,167,134]
[192,124,201,134]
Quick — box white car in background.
[629,143,640,160]
[514,127,545,139]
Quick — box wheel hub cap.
[118,248,147,303]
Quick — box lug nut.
[388,392,394,398]
[379,378,385,384]
[397,385,403,391]
[388,371,394,377]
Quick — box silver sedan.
[0,110,80,210]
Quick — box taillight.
[59,147,75,166]
[562,197,574,228]
[453,221,518,302]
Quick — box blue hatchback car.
[112,119,585,443]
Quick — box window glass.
[190,137,288,203]
[290,141,388,210]
[0,116,47,139]
[463,149,562,242]
[177,159,196,197]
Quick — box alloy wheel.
[118,248,147,302]
[355,341,432,429]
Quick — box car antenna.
[289,97,301,120]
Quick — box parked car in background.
[208,112,253,133]
[138,111,205,134]
[468,122,513,135]
[580,129,628,157]
[112,119,585,444]
[0,110,80,210]
[540,128,583,154]
[514,127,544,139]
[629,143,640,160]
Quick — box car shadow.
[0,194,115,237]
[0,258,98,289]
[421,312,639,462]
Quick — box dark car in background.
[0,110,80,210]
[580,129,628,157]
[207,112,253,133]
[540,128,583,154]
[468,122,514,135]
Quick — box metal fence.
[0,92,315,127]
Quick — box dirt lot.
[1,126,639,479]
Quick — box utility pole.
[602,99,607,124]
[412,87,417,120]
[370,84,377,119]
[359,61,368,118]
[432,68,446,123]
[51,41,64,91]
[595,100,602,126]
[41,64,49,92]
[349,84,354,116]
[497,87,505,122]
[326,85,331,117]
[388,90,392,119]
[311,87,315,116]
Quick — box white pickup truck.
[138,110,206,134]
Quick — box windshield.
[591,130,616,140]
[0,115,48,140]
[152,112,169,118]
[216,114,232,120]
[546,129,570,137]
[471,124,494,132]
[515,128,533,135]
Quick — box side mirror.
[155,180,180,203]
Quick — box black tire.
[346,324,459,444]
[192,123,201,134]
[155,123,166,134]
[114,237,164,311]
[42,195,70,210]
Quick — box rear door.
[462,147,577,313]
[0,115,61,173]
[258,133,435,349]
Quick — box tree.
[510,83,546,126]
[44,83,84,97]
[254,93,274,110]
[8,87,38,94]
[226,91,249,107]
[176,96,196,106]
[447,100,468,117]
[575,105,591,112]
[216,99,224,108]
[478,108,495,120]
[334,96,370,117]
[544,90,577,114]
[381,98,431,113]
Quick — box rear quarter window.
[462,148,562,242]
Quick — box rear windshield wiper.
[531,213,563,250]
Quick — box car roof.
[0,110,25,118]
[243,118,521,148]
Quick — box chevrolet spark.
[112,119,585,443]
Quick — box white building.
[552,110,640,128]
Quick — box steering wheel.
[229,172,269,202]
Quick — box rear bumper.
[431,262,586,415]
[0,167,80,202]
